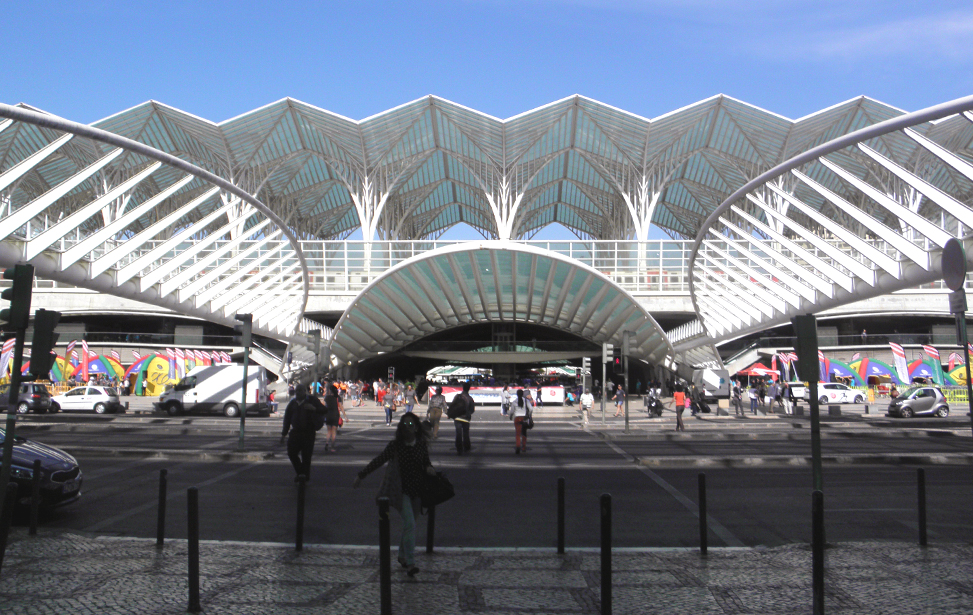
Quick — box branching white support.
[484,175,522,240]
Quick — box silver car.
[887,386,949,418]
[51,386,125,414]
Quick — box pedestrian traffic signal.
[1,264,34,330]
[233,313,252,348]
[29,309,60,379]
[582,356,590,370]
[388,367,395,382]
[602,343,614,364]
[612,346,623,374]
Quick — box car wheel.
[854,395,864,404]
[900,407,914,418]
[166,402,182,416]
[94,403,107,414]
[936,407,949,418]
[50,403,60,413]
[223,403,240,418]
[818,396,828,404]
[16,402,30,415]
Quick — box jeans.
[454,419,471,453]
[733,397,743,414]
[398,495,420,566]
[385,406,394,424]
[405,403,414,414]
[750,398,758,413]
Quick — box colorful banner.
[922,345,944,385]
[817,350,828,382]
[0,337,15,378]
[175,348,185,380]
[81,340,90,383]
[166,348,175,379]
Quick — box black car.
[0,382,54,414]
[0,429,82,508]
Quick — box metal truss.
[327,242,673,367]
[681,94,973,353]
[0,104,312,346]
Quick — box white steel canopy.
[677,94,973,353]
[328,242,673,365]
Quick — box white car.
[814,383,865,405]
[51,386,125,414]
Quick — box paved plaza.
[1,529,971,614]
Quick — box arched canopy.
[328,242,672,365]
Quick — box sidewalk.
[1,529,971,613]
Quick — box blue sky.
[5,0,971,239]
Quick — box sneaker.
[407,566,420,577]
[515,447,520,454]
[397,556,408,569]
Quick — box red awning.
[736,362,779,379]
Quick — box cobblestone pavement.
[1,530,971,614]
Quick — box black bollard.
[296,475,306,551]
[698,473,707,556]
[378,497,392,615]
[187,487,201,614]
[557,477,565,554]
[156,469,167,548]
[29,459,41,536]
[0,482,19,572]
[600,493,611,615]
[812,490,824,615]
[917,468,927,547]
[426,505,436,553]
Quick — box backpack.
[445,395,467,419]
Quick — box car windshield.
[105,387,121,396]
[902,387,927,399]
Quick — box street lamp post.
[942,239,973,436]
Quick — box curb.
[61,446,279,462]
[633,453,973,468]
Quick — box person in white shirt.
[509,388,533,454]
[579,388,594,425]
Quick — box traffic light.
[29,309,60,379]
[388,367,395,382]
[582,356,591,371]
[1,264,34,330]
[791,314,819,383]
[602,343,614,364]
[575,367,582,378]
[233,313,252,348]
[612,346,623,374]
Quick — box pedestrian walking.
[500,384,512,416]
[403,384,417,414]
[384,384,398,426]
[323,384,343,452]
[612,384,625,417]
[509,388,533,454]
[781,381,792,414]
[748,385,759,414]
[280,387,322,482]
[353,412,437,578]
[580,388,594,425]
[671,384,686,431]
[446,381,475,455]
[426,385,446,439]
[732,380,743,415]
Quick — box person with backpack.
[446,381,475,455]
[353,412,437,577]
[280,386,324,482]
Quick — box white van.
[155,364,270,417]
[692,368,730,401]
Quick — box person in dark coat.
[323,384,343,453]
[280,386,319,482]
[353,412,436,577]
[451,381,475,455]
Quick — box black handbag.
[420,471,455,510]
[522,411,534,430]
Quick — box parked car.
[0,382,53,414]
[51,386,125,414]
[887,386,949,418]
[815,383,865,404]
[0,428,82,508]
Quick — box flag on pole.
[111,350,120,363]
[922,345,940,360]
[0,338,16,377]
[851,352,860,362]
[166,348,175,379]
[132,350,141,360]
[71,350,78,361]
[221,351,231,363]
[922,345,945,385]
[817,350,827,382]
[889,343,910,384]
[175,348,185,379]
[948,352,961,372]
[65,340,76,357]
[81,340,90,382]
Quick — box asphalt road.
[12,402,973,549]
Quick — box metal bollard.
[426,505,436,553]
[378,497,392,615]
[600,493,611,615]
[296,475,306,551]
[187,487,201,614]
[0,482,19,572]
[557,477,565,554]
[917,468,927,547]
[698,473,707,556]
[812,490,824,615]
[156,469,167,548]
[29,459,41,536]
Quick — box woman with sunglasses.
[353,412,436,577]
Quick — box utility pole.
[0,265,34,520]
[941,239,973,437]
[601,343,612,425]
[233,314,252,451]
[623,331,634,433]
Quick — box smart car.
[0,428,82,508]
[815,382,865,404]
[887,386,949,418]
